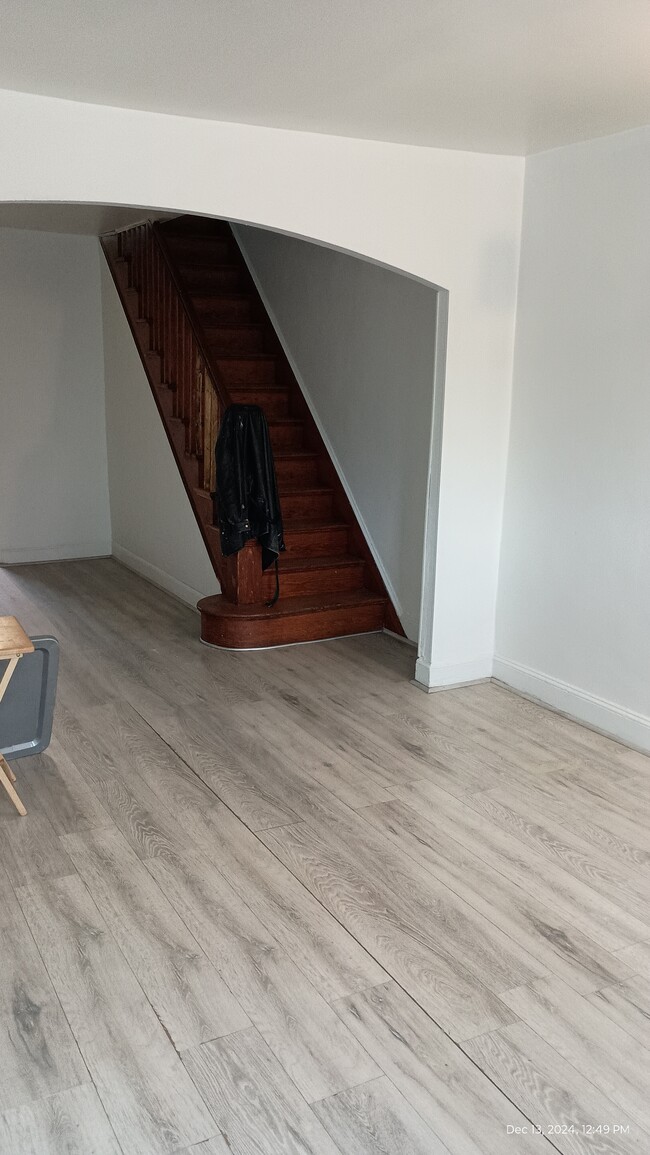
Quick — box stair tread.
[167,235,232,244]
[203,516,345,535]
[214,352,277,362]
[228,383,287,393]
[279,554,362,573]
[179,261,240,271]
[283,517,347,530]
[274,450,318,460]
[279,484,332,495]
[192,292,253,302]
[198,588,385,620]
[204,321,266,332]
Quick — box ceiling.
[1,0,649,155]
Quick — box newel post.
[232,540,265,604]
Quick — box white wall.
[0,87,524,684]
[101,259,219,606]
[236,226,437,640]
[0,227,111,563]
[496,126,650,748]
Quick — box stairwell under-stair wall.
[234,225,438,642]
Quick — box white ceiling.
[1,0,649,155]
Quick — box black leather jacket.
[213,404,285,572]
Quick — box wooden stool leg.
[0,755,26,816]
[5,762,16,783]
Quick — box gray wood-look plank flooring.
[1,558,649,1154]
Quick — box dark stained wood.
[103,214,406,648]
[198,589,387,649]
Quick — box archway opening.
[0,201,447,670]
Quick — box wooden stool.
[0,616,34,817]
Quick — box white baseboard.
[0,541,111,564]
[414,654,494,690]
[112,544,218,609]
[493,656,650,754]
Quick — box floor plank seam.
[7,874,128,1155]
[4,560,650,1154]
[129,702,567,1146]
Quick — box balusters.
[155,245,162,355]
[136,227,142,310]
[149,238,156,342]
[195,352,204,463]
[178,311,187,445]
[113,220,223,496]
[203,369,219,494]
[173,293,180,402]
[191,333,198,457]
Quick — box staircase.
[101,216,403,648]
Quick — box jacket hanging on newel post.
[213,405,285,602]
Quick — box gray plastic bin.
[0,635,59,759]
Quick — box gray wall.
[495,125,650,746]
[0,228,111,563]
[236,226,438,640]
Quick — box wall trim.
[112,543,213,609]
[0,542,111,565]
[414,653,493,690]
[233,224,408,631]
[493,656,650,753]
[415,289,448,686]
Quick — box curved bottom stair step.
[198,589,387,649]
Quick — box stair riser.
[269,423,304,452]
[205,327,266,354]
[200,602,385,648]
[283,526,349,556]
[193,297,256,323]
[280,492,334,520]
[228,390,289,418]
[167,239,235,263]
[166,220,230,237]
[216,360,277,387]
[181,267,246,291]
[274,458,320,486]
[262,564,365,599]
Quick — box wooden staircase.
[101,215,403,648]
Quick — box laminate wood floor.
[1,558,649,1154]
